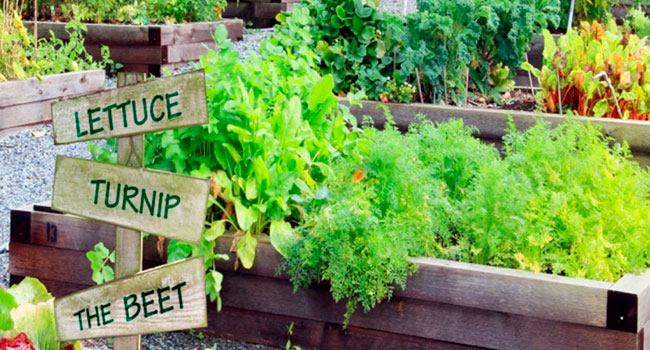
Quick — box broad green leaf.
[222,143,242,163]
[213,24,229,44]
[102,266,114,284]
[167,240,193,263]
[11,299,59,350]
[270,221,299,258]
[0,289,17,331]
[8,277,52,305]
[237,232,258,269]
[205,220,226,241]
[308,75,334,111]
[245,179,258,200]
[593,100,609,117]
[235,200,258,231]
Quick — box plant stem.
[415,67,424,103]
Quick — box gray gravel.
[378,0,416,15]
[82,332,278,350]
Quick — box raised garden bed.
[224,0,300,27]
[344,98,650,167]
[25,20,244,76]
[0,70,105,135]
[9,202,650,349]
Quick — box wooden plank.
[0,98,56,130]
[159,19,244,45]
[10,205,167,261]
[54,256,206,341]
[220,272,640,350]
[166,42,217,63]
[343,99,650,155]
[0,70,105,108]
[609,270,650,333]
[321,324,489,350]
[405,257,611,328]
[11,275,92,298]
[8,243,164,286]
[203,306,326,349]
[113,71,146,350]
[214,235,612,328]
[51,156,209,245]
[24,22,152,45]
[253,2,293,18]
[51,70,207,144]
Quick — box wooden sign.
[54,256,207,341]
[51,70,208,145]
[52,155,209,245]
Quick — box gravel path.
[378,0,416,15]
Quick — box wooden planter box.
[9,203,650,349]
[344,99,650,167]
[0,70,105,134]
[25,20,244,76]
[224,0,299,27]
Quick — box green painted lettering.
[166,91,181,120]
[171,281,186,309]
[100,302,113,325]
[116,101,130,128]
[134,98,148,126]
[86,306,101,329]
[140,189,156,217]
[164,194,180,219]
[122,184,139,213]
[74,111,88,138]
[102,103,117,131]
[91,179,106,205]
[157,286,173,314]
[73,309,85,331]
[123,294,140,322]
[141,290,157,318]
[157,192,164,218]
[105,181,121,208]
[150,95,165,122]
[88,107,104,135]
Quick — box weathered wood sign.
[52,155,209,245]
[50,71,211,350]
[51,70,208,145]
[54,256,206,341]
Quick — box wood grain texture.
[51,70,208,144]
[343,98,650,156]
[10,204,167,261]
[0,70,105,108]
[114,72,146,350]
[51,156,210,245]
[24,22,152,45]
[159,19,244,45]
[54,256,207,341]
[166,42,217,63]
[214,235,612,328]
[8,243,164,286]
[220,272,640,350]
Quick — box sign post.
[49,71,210,349]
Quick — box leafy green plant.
[399,0,558,104]
[285,322,302,350]
[0,5,110,82]
[556,0,617,30]
[523,20,650,119]
[625,6,650,38]
[280,0,405,100]
[26,0,227,24]
[378,78,415,103]
[87,242,115,285]
[0,278,80,350]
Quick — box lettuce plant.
[524,21,650,119]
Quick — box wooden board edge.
[608,270,650,333]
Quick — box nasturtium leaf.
[270,221,299,258]
[167,240,193,263]
[237,232,258,269]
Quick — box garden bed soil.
[343,98,650,167]
[0,70,105,135]
[25,20,244,76]
[9,203,650,350]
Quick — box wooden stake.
[113,72,146,350]
[33,0,37,59]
